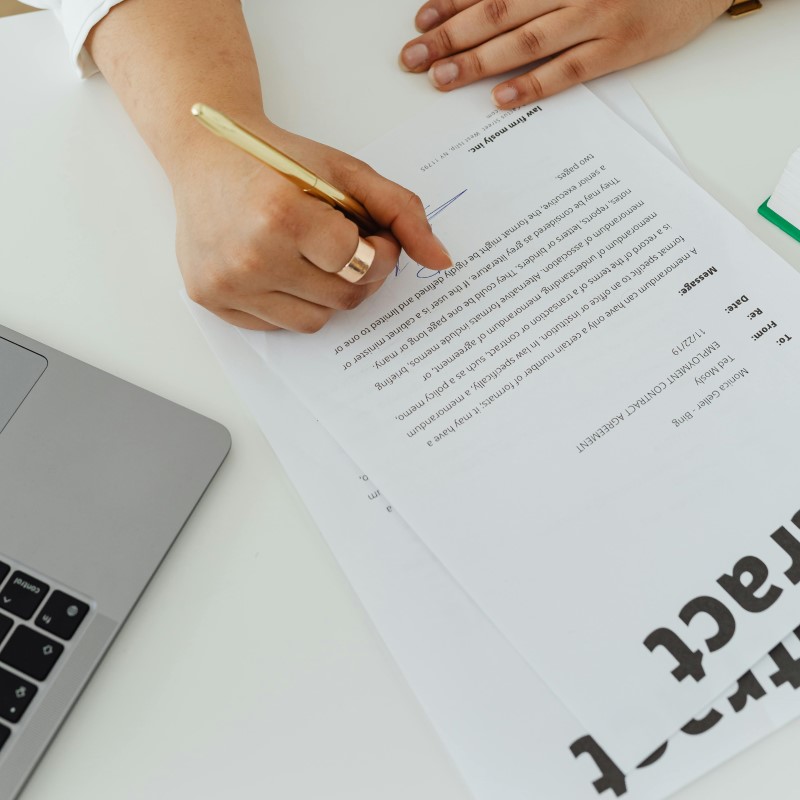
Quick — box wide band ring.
[336,238,375,283]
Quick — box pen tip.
[191,103,203,117]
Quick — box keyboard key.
[36,592,89,641]
[0,668,36,723]
[0,562,10,587]
[0,627,63,681]
[0,615,12,645]
[0,572,49,620]
[0,724,9,752]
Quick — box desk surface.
[2,3,800,798]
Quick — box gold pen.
[191,103,378,236]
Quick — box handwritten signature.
[394,189,467,279]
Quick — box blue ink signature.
[394,189,467,279]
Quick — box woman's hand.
[172,118,451,332]
[400,0,730,108]
[86,0,450,334]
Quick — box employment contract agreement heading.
[251,84,800,769]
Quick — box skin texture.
[87,0,451,332]
[400,0,732,108]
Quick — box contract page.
[250,83,800,769]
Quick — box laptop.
[0,323,230,799]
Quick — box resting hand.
[173,118,451,332]
[400,0,730,108]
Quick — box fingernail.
[429,61,459,87]
[401,43,429,70]
[434,234,452,266]
[493,85,519,106]
[417,7,440,31]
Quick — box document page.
[190,299,800,800]
[249,83,800,768]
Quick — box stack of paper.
[189,77,800,799]
[760,148,800,242]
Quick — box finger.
[380,194,453,274]
[294,198,361,274]
[292,197,401,287]
[277,255,386,308]
[238,291,336,334]
[401,0,560,72]
[293,199,400,285]
[414,0,482,32]
[214,308,283,331]
[236,190,382,306]
[491,40,623,108]
[184,227,373,317]
[428,8,590,90]
[203,191,387,314]
[332,161,452,271]
[352,234,402,285]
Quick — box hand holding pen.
[192,104,381,283]
[86,0,451,334]
[84,0,729,335]
[179,112,451,333]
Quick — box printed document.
[246,82,800,768]
[192,298,800,800]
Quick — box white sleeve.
[25,0,128,77]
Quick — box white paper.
[188,300,800,800]
[186,79,800,799]
[245,81,800,768]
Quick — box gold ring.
[336,238,375,283]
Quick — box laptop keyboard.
[0,560,91,753]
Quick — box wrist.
[164,105,277,186]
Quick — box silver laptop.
[0,324,230,799]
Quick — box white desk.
[2,3,799,798]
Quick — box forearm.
[86,0,264,181]
[84,0,450,333]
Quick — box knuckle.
[253,320,282,332]
[229,247,265,284]
[185,277,210,306]
[404,191,427,219]
[220,311,279,332]
[336,218,362,254]
[327,160,375,208]
[186,265,233,304]
[621,15,647,43]
[337,284,369,311]
[593,0,619,13]
[521,72,545,100]
[434,23,455,54]
[257,200,296,239]
[297,313,329,334]
[484,0,511,27]
[561,57,587,84]
[600,0,641,34]
[517,26,543,58]
[464,48,485,78]
[328,155,365,186]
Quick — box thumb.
[339,159,453,270]
[389,189,454,271]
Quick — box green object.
[758,197,800,243]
